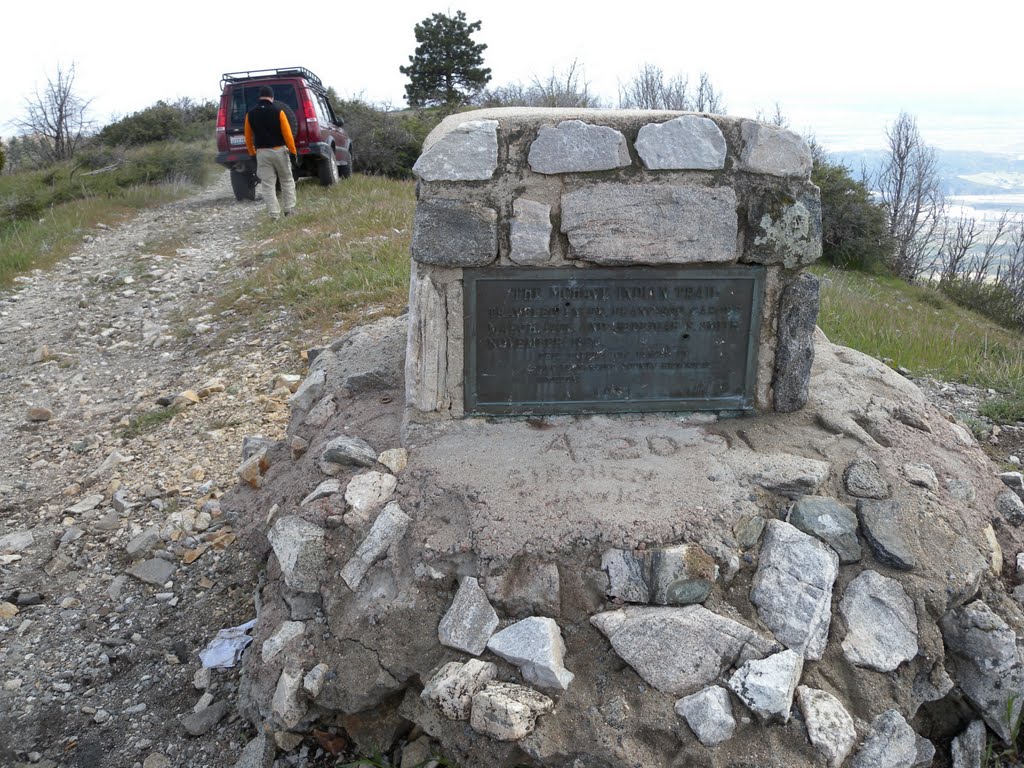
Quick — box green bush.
[98,98,217,147]
[332,97,442,178]
[940,277,1024,332]
[0,141,6,174]
[0,140,213,226]
[813,156,893,271]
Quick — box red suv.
[215,67,353,201]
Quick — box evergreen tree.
[400,11,491,107]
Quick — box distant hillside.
[835,149,1024,196]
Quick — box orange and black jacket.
[244,100,297,156]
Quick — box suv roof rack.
[220,67,324,91]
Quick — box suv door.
[227,82,302,147]
[314,92,350,164]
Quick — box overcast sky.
[3,0,1022,154]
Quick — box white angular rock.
[438,577,499,656]
[340,502,411,590]
[840,570,918,672]
[271,667,307,729]
[636,115,727,170]
[377,448,408,474]
[261,621,305,662]
[486,616,574,691]
[268,516,326,593]
[951,720,985,768]
[509,199,552,266]
[66,494,105,515]
[728,649,803,724]
[421,659,497,720]
[750,520,838,660]
[850,709,919,768]
[344,471,398,519]
[738,121,812,177]
[674,685,736,746]
[469,682,553,741]
[528,120,630,174]
[796,686,857,768]
[590,605,778,695]
[413,119,498,181]
[303,663,329,698]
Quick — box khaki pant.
[255,147,297,218]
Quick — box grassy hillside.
[814,265,1024,414]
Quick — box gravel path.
[0,175,303,768]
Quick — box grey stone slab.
[289,368,325,413]
[727,649,803,724]
[438,577,499,655]
[602,544,716,606]
[486,616,574,691]
[857,499,917,570]
[469,681,553,741]
[850,710,919,768]
[319,435,377,471]
[940,600,1024,742]
[233,732,274,768]
[300,478,342,506]
[590,605,778,696]
[739,121,812,177]
[840,570,918,672]
[674,685,736,746]
[126,526,163,559]
[560,184,737,265]
[421,659,497,720]
[268,516,326,593]
[997,490,1024,525]
[127,557,176,586]
[951,720,985,768]
[528,120,630,174]
[412,200,498,267]
[845,458,891,499]
[271,668,307,729]
[796,686,857,768]
[340,502,411,591]
[789,495,861,563]
[744,452,831,497]
[745,190,822,268]
[508,199,552,265]
[914,736,936,768]
[636,115,726,170]
[413,119,498,181]
[181,699,229,736]
[751,520,838,660]
[903,463,939,491]
[0,530,34,553]
[773,273,820,412]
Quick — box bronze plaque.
[464,266,764,415]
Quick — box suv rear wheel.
[339,145,353,179]
[230,169,257,201]
[318,147,339,186]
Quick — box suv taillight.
[297,87,319,144]
[215,95,228,151]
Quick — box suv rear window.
[227,84,298,127]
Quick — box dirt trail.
[0,175,302,768]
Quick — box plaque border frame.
[463,266,765,415]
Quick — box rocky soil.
[0,175,318,768]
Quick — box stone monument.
[405,108,822,420]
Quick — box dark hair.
[259,85,274,98]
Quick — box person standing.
[244,85,298,219]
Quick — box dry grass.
[214,174,415,335]
[814,265,1024,394]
